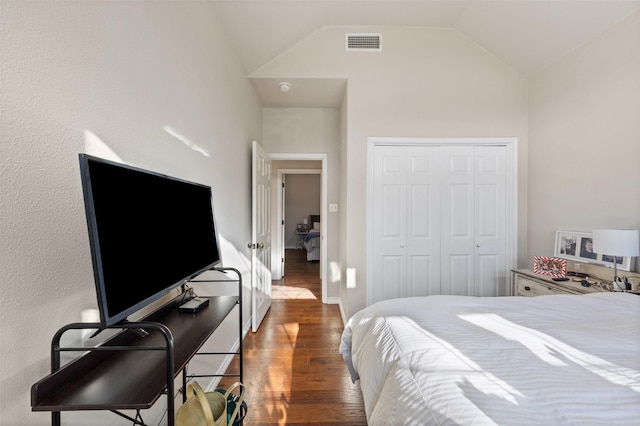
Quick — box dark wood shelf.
[31,295,238,412]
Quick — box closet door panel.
[376,255,405,301]
[409,255,433,296]
[406,147,440,295]
[372,147,407,303]
[448,184,472,238]
[409,184,429,238]
[477,254,499,296]
[477,184,498,237]
[382,185,403,241]
[441,147,475,295]
[443,148,473,244]
[475,147,506,297]
[476,149,505,242]
[446,254,472,295]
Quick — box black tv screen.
[79,154,221,327]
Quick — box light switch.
[329,203,338,212]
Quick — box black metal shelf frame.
[35,267,242,426]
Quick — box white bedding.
[340,293,640,425]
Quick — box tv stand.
[31,267,243,426]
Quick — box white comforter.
[340,293,640,425]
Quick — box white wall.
[528,10,640,265]
[254,27,529,317]
[0,2,261,424]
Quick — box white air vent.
[346,33,382,51]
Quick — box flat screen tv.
[79,154,222,327]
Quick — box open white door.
[281,174,286,276]
[251,141,272,332]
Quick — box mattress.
[340,293,640,425]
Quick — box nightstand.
[512,269,607,296]
[295,228,308,249]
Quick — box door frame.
[271,153,328,303]
[366,137,518,304]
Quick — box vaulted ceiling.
[211,0,640,107]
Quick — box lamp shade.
[592,229,640,257]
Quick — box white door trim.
[270,153,328,304]
[366,137,518,305]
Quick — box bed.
[340,293,640,425]
[304,229,320,261]
[303,215,321,261]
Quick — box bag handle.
[186,382,215,425]
[223,382,245,425]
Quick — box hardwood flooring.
[219,249,367,425]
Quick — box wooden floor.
[219,249,367,425]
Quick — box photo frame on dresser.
[533,255,567,277]
[554,230,633,271]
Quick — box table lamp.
[592,229,640,291]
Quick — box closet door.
[440,146,474,295]
[440,146,506,296]
[406,147,441,297]
[371,146,440,304]
[371,146,405,303]
[474,146,506,296]
[370,143,507,303]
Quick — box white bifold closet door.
[371,144,506,304]
[372,146,440,303]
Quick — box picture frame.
[533,255,566,277]
[554,230,633,271]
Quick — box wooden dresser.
[512,269,605,296]
[512,265,640,297]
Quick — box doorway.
[281,171,321,255]
[271,154,328,303]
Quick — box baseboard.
[338,298,347,326]
[243,317,251,337]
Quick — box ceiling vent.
[346,33,382,51]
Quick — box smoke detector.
[279,82,291,92]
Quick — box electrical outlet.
[329,203,338,212]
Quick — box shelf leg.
[182,369,187,403]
